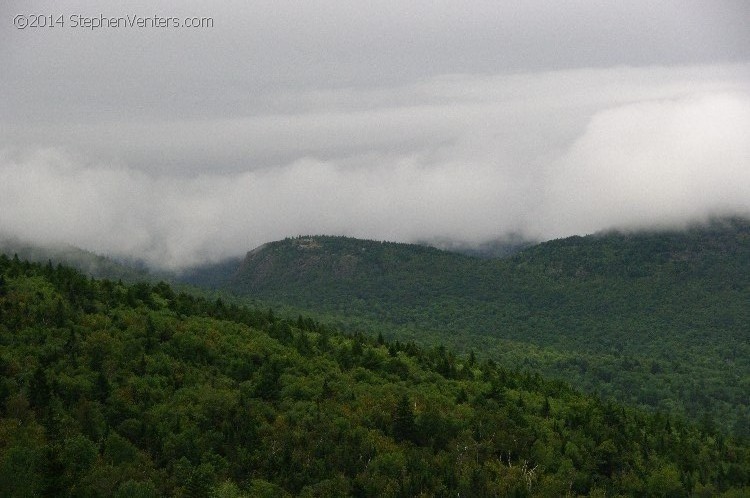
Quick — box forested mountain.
[181,218,750,436]
[1,256,750,496]
[176,256,243,290]
[418,235,535,259]
[0,237,152,283]
[4,218,749,439]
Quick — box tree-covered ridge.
[1,256,750,496]
[0,236,153,283]
[207,219,750,435]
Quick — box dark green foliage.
[205,219,750,435]
[392,394,415,443]
[1,256,750,496]
[0,237,153,283]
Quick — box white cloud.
[535,91,750,237]
[2,65,748,268]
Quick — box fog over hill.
[1,1,749,268]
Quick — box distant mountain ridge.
[231,235,466,294]
[0,236,152,283]
[187,217,750,435]
[420,233,535,258]
[222,217,750,320]
[3,218,749,434]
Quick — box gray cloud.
[1,1,749,268]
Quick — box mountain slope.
[1,256,749,496]
[0,236,152,283]
[198,218,750,435]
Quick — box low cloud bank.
[1,66,748,269]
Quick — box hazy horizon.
[2,1,749,269]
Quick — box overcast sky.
[1,0,749,268]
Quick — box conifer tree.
[393,394,415,442]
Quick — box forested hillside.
[0,237,152,283]
[2,256,750,496]
[189,218,750,436]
